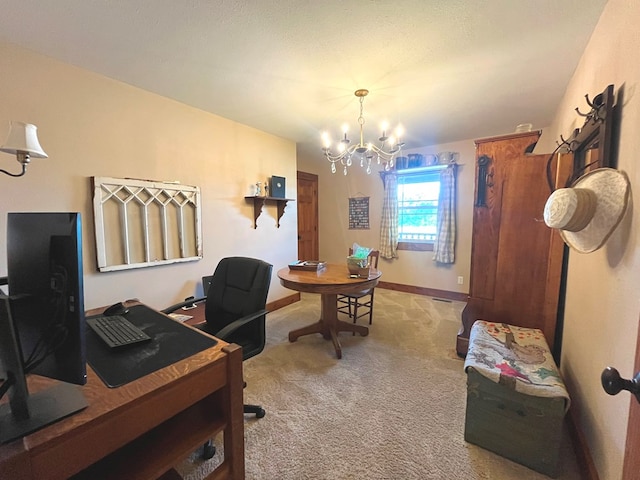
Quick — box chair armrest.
[161,296,206,314]
[214,309,268,339]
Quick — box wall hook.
[575,106,592,118]
[475,155,492,207]
[585,92,604,109]
[559,134,572,151]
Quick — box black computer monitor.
[0,212,88,443]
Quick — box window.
[397,170,441,251]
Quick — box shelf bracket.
[244,196,293,229]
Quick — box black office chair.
[162,256,272,459]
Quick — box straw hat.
[543,168,630,253]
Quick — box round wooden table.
[277,264,382,359]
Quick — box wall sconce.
[0,121,48,177]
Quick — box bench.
[463,320,570,477]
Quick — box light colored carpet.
[176,290,582,480]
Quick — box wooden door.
[297,171,319,261]
[623,318,640,478]
[457,132,568,356]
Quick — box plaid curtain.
[379,173,398,259]
[433,164,457,264]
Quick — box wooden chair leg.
[352,299,358,335]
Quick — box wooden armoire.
[456,131,568,357]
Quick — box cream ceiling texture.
[0,0,607,161]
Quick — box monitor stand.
[0,382,87,444]
[0,294,87,444]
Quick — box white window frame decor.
[92,176,202,272]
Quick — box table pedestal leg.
[287,293,368,359]
[288,321,324,342]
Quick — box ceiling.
[0,1,608,163]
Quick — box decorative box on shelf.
[269,176,286,198]
[288,261,326,271]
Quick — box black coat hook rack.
[548,84,615,190]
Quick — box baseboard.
[267,292,300,312]
[566,403,600,480]
[268,284,466,312]
[376,281,468,302]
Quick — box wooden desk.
[277,264,381,359]
[178,303,207,326]
[0,303,245,480]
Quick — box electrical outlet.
[457,276,464,285]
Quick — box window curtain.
[379,173,398,259]
[433,164,457,264]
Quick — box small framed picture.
[270,176,286,198]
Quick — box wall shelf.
[244,196,294,228]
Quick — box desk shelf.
[71,395,227,479]
[244,196,294,229]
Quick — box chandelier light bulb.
[321,132,331,149]
[380,121,389,137]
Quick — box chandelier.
[321,89,404,175]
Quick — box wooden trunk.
[456,131,569,357]
[465,368,566,478]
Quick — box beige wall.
[0,41,298,312]
[298,139,475,295]
[536,1,640,478]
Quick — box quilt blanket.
[464,320,570,412]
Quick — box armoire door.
[456,131,568,357]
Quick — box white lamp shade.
[0,121,48,158]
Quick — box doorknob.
[601,366,640,403]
